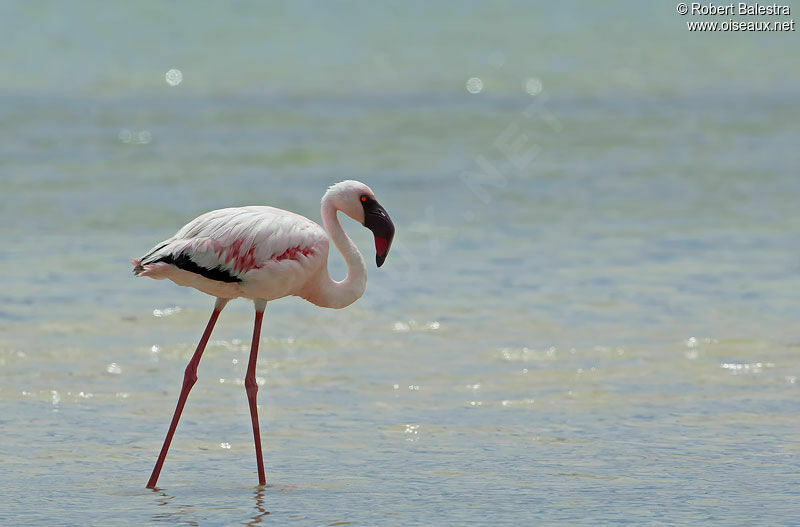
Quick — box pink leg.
[245,300,268,486]
[146,298,228,489]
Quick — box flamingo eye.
[360,195,368,202]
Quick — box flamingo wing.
[134,206,325,284]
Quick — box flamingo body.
[134,180,395,488]
[134,206,330,302]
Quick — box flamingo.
[132,180,395,489]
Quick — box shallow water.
[2,2,800,525]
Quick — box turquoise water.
[2,2,800,525]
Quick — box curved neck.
[312,195,367,308]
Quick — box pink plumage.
[134,206,328,303]
[135,180,395,489]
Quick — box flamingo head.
[326,180,395,267]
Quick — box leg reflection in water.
[245,487,270,526]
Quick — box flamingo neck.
[312,195,367,309]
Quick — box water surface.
[1,2,799,525]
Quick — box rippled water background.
[2,2,800,525]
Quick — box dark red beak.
[362,197,395,267]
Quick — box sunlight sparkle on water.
[137,131,151,144]
[404,424,420,442]
[165,68,183,86]
[500,346,557,362]
[721,362,774,374]
[466,77,483,94]
[393,321,410,332]
[525,77,542,95]
[392,320,440,332]
[153,306,182,317]
[119,129,151,144]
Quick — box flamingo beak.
[362,198,395,267]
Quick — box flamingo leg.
[245,299,268,486]
[146,297,228,489]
